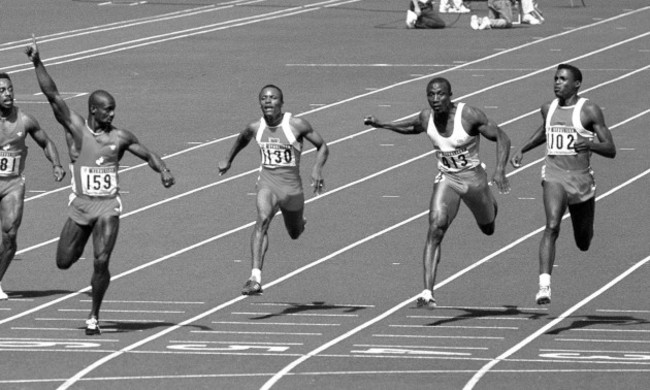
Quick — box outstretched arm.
[217,125,255,176]
[25,36,82,137]
[363,111,427,135]
[124,131,175,188]
[24,113,65,181]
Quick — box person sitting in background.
[439,0,470,13]
[521,0,544,25]
[407,0,445,29]
[470,0,514,30]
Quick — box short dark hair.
[557,63,582,83]
[0,72,11,82]
[426,77,452,95]
[260,84,283,102]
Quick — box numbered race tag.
[80,166,118,196]
[260,143,296,168]
[436,148,470,171]
[0,151,21,177]
[547,127,577,155]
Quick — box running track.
[0,1,648,389]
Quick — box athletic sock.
[539,273,551,287]
[251,268,262,283]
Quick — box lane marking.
[463,253,650,389]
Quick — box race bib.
[260,143,296,168]
[547,127,577,155]
[80,166,118,196]
[0,151,21,177]
[436,148,469,171]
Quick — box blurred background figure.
[407,0,446,29]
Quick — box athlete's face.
[427,82,452,113]
[259,87,283,117]
[0,78,14,112]
[90,95,116,129]
[553,69,580,100]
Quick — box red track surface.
[0,1,648,389]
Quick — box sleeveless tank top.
[0,108,28,177]
[545,97,594,171]
[71,123,120,198]
[426,103,481,173]
[255,112,302,177]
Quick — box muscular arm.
[294,118,329,194]
[123,130,175,188]
[26,38,84,145]
[579,102,616,158]
[23,113,65,181]
[217,124,256,175]
[466,105,511,193]
[510,103,549,168]
[363,111,427,135]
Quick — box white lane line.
[374,334,504,340]
[407,315,529,321]
[463,253,650,390]
[231,312,359,317]
[260,168,650,390]
[556,338,650,344]
[190,331,322,336]
[353,344,489,350]
[211,321,340,327]
[389,325,519,330]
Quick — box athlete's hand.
[53,165,65,182]
[510,151,524,168]
[311,176,325,195]
[161,170,175,188]
[490,171,510,195]
[25,34,40,63]
[218,160,230,176]
[573,138,591,153]
[363,115,377,127]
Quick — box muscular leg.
[422,180,461,292]
[251,187,280,272]
[56,218,93,270]
[88,215,119,320]
[568,197,595,251]
[539,182,568,275]
[0,187,25,282]
[464,183,498,236]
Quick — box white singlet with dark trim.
[544,97,594,171]
[426,102,481,173]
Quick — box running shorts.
[541,164,595,205]
[257,168,304,211]
[0,175,25,198]
[68,193,122,226]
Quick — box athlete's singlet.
[0,108,29,178]
[544,97,594,171]
[255,112,302,181]
[426,103,481,173]
[71,124,119,198]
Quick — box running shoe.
[470,15,480,30]
[536,286,551,305]
[478,16,491,30]
[416,291,437,309]
[85,318,101,336]
[241,279,263,295]
[522,13,542,25]
[0,283,8,300]
[448,4,470,13]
